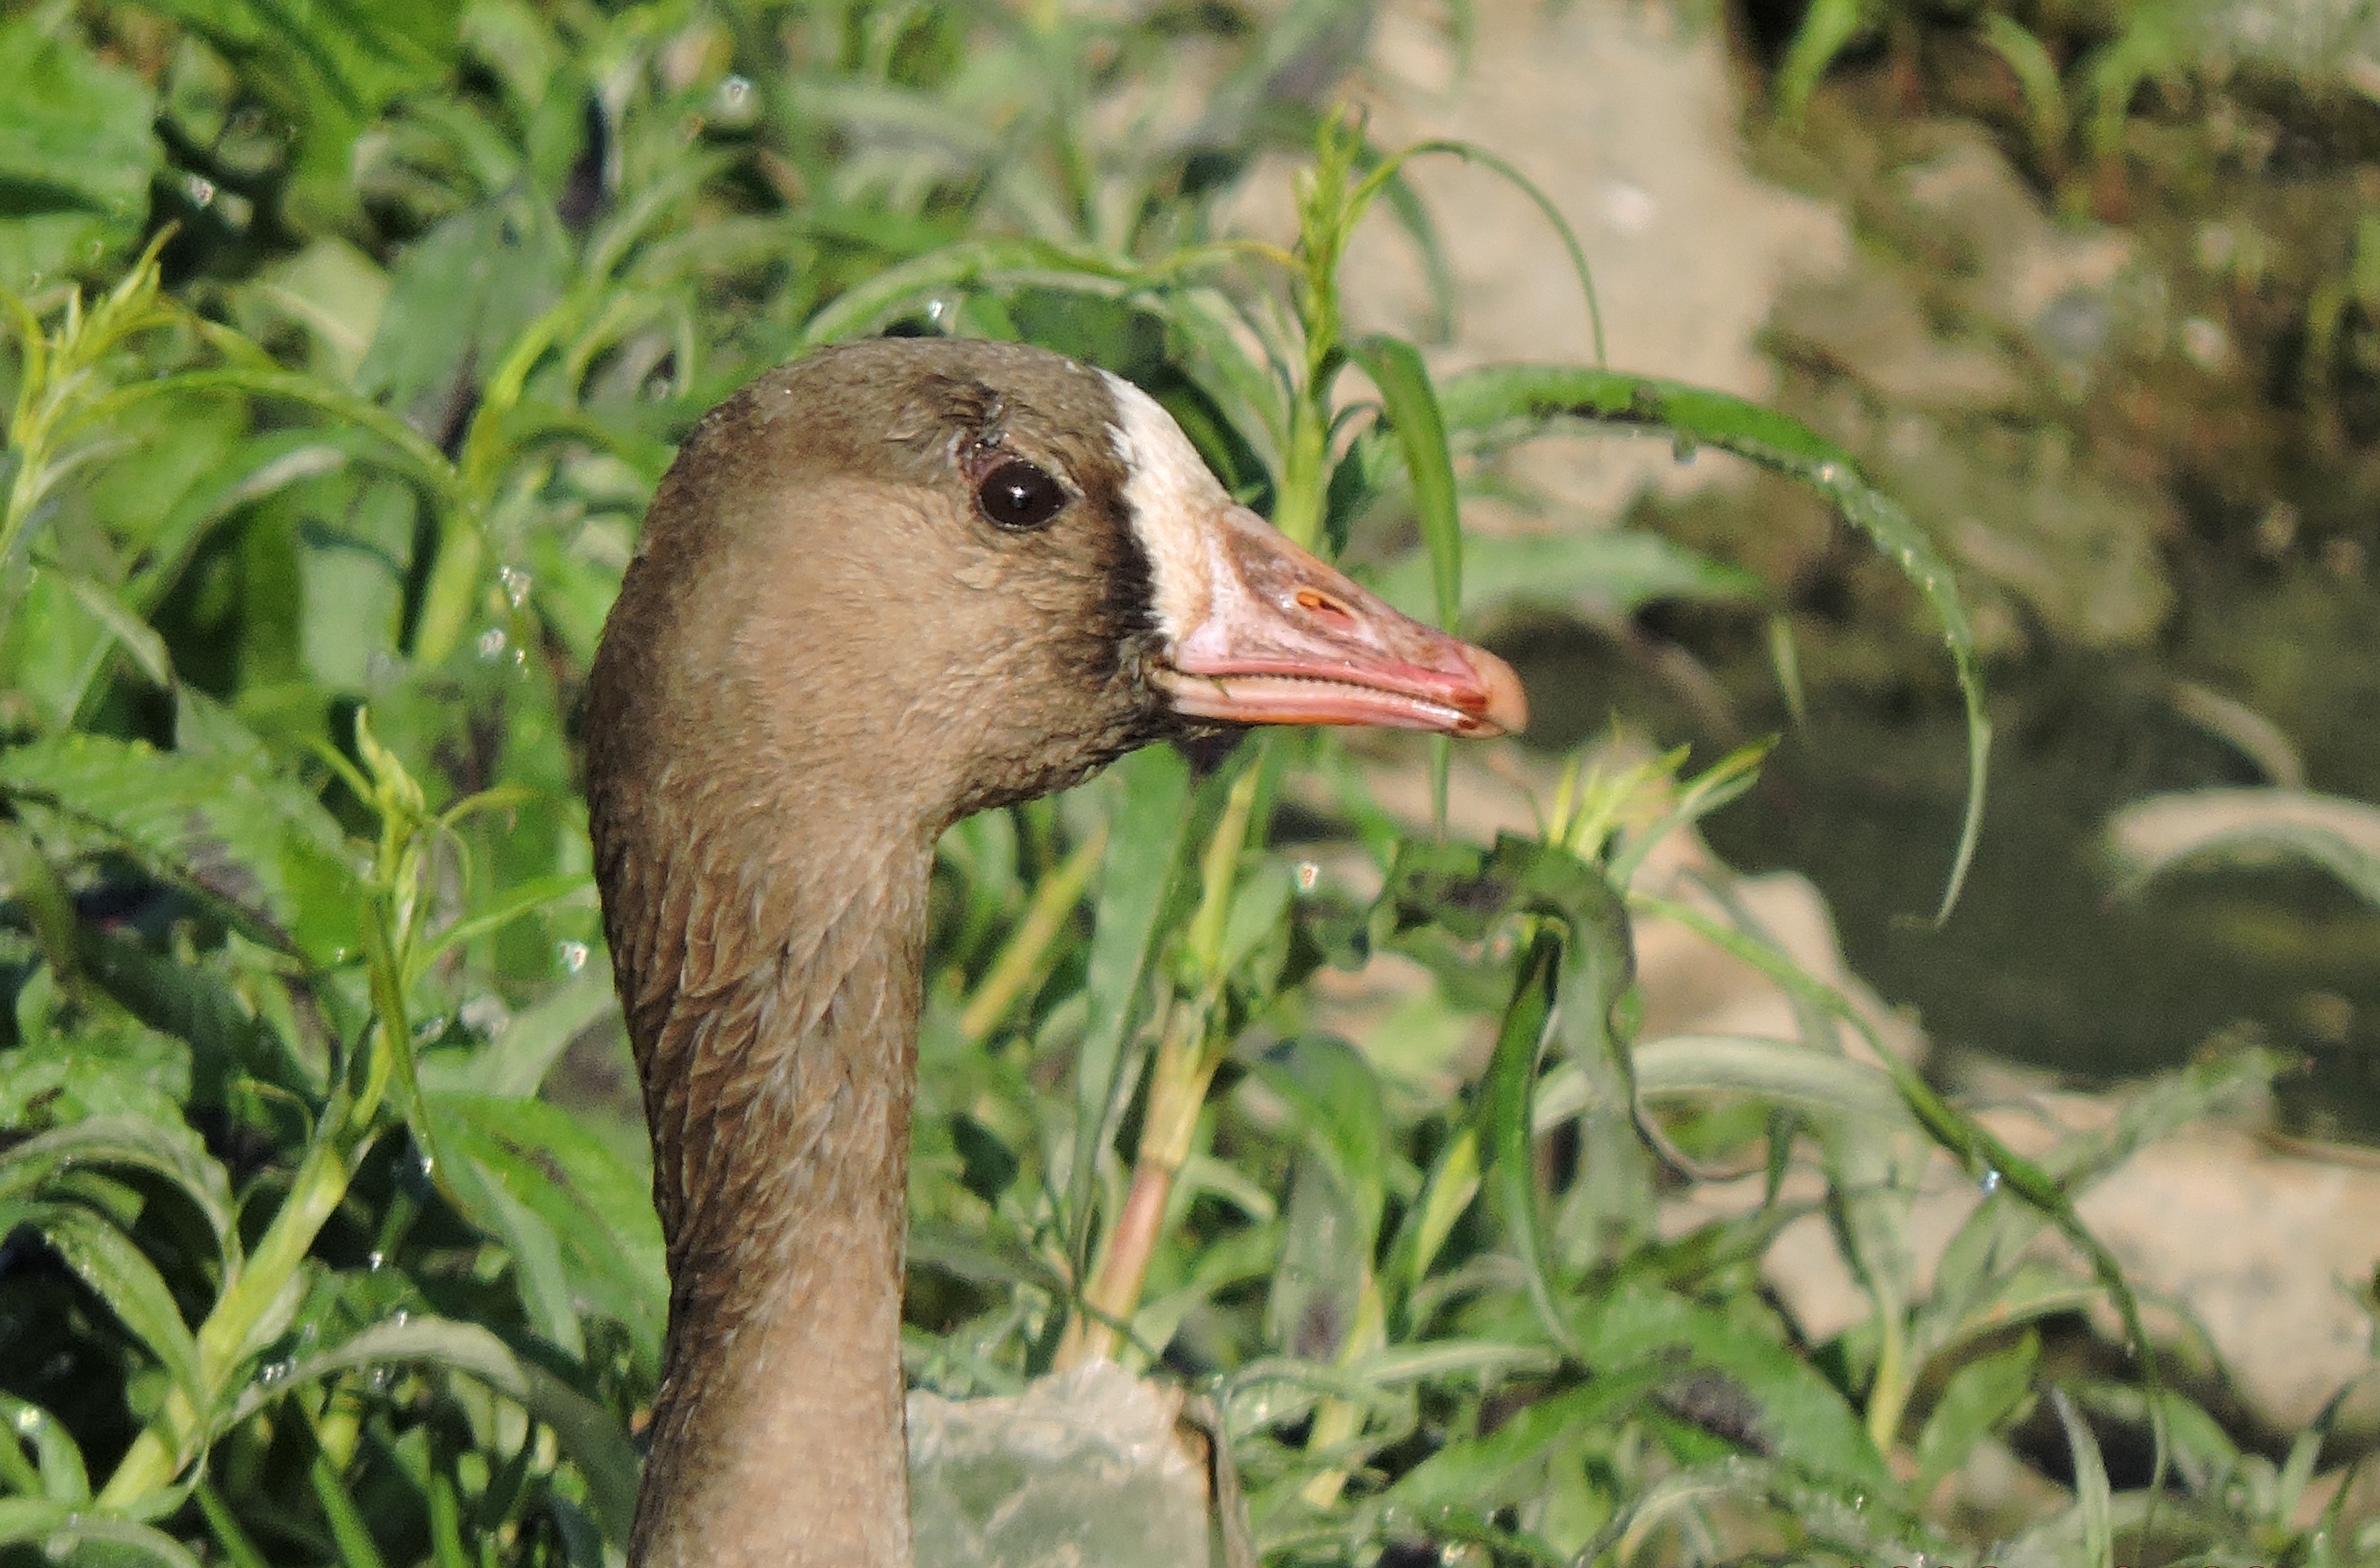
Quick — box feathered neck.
[601,788,932,1568]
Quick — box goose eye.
[976,458,1066,531]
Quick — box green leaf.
[0,733,366,967]
[907,1218,1071,1299]
[309,1446,393,1568]
[12,1201,203,1411]
[2080,6,2191,160]
[1545,1033,1910,1130]
[356,200,568,415]
[1914,1049,2276,1369]
[515,1358,642,1546]
[1066,746,1193,1268]
[1913,1333,2038,1497]
[1413,836,1632,1358]
[1345,335,1460,631]
[1126,1217,1281,1359]
[0,1394,88,1504]
[2049,1388,2115,1568]
[55,570,174,691]
[131,0,463,230]
[0,1114,235,1261]
[433,1141,583,1359]
[466,972,618,1099]
[1573,1280,1892,1491]
[1775,0,1869,123]
[1365,531,1762,631]
[1478,930,1577,1353]
[799,239,1150,349]
[1265,1156,1370,1361]
[0,1498,203,1567]
[1435,363,1989,921]
[1251,1036,1387,1236]
[1380,1368,1666,1521]
[1977,15,2071,158]
[0,818,76,981]
[126,367,459,509]
[420,872,595,970]
[0,17,160,287]
[429,1093,666,1369]
[76,925,322,1104]
[1384,1127,1477,1301]
[220,1313,638,1544]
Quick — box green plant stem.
[1056,997,1219,1367]
[1272,395,1330,552]
[958,822,1107,1044]
[98,1112,374,1506]
[1297,1279,1385,1509]
[101,730,428,1509]
[1058,764,1262,1364]
[195,1478,272,1568]
[310,1444,394,1568]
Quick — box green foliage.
[1765,0,2377,173]
[0,2,2359,1566]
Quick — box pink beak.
[1153,507,1527,739]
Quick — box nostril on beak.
[1294,586,1356,624]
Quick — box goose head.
[590,336,1522,853]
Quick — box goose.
[584,336,1526,1568]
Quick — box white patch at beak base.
[1098,370,1231,642]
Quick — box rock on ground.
[1231,0,1847,531]
[908,1360,1238,1567]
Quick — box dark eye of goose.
[975,457,1067,531]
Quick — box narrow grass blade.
[1385,142,1604,365]
[1437,364,1990,920]
[1776,0,1868,123]
[1478,932,1576,1358]
[56,570,172,689]
[195,1479,270,1568]
[1346,335,1459,629]
[2050,1388,2115,1568]
[1978,14,2071,158]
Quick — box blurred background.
[6,0,2380,1558]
